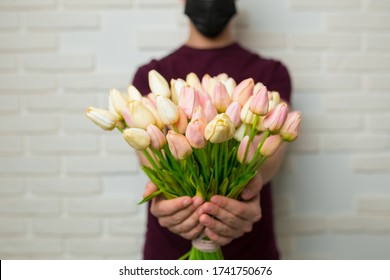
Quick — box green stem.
[142,150,160,171]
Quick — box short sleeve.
[268,61,292,105]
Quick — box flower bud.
[232,78,254,107]
[211,82,231,113]
[201,74,212,93]
[124,100,156,129]
[250,85,269,116]
[260,134,283,157]
[280,111,302,142]
[253,82,265,94]
[141,97,165,129]
[172,107,188,134]
[225,101,242,128]
[186,72,203,93]
[237,135,255,164]
[167,130,193,160]
[191,105,207,123]
[217,73,229,82]
[109,88,128,118]
[222,77,236,97]
[123,128,151,150]
[198,90,211,108]
[268,91,281,111]
[147,124,166,150]
[203,100,218,123]
[240,96,256,125]
[85,107,117,131]
[179,85,200,119]
[148,70,170,97]
[234,123,248,141]
[204,113,235,144]
[127,85,142,102]
[156,96,180,125]
[263,102,289,133]
[186,118,207,149]
[170,78,186,105]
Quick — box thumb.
[143,180,158,198]
[240,173,263,201]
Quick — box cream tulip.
[156,96,180,125]
[126,100,156,130]
[109,88,128,118]
[127,85,143,102]
[123,128,151,151]
[85,107,117,131]
[148,70,171,97]
[204,113,235,144]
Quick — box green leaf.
[138,190,162,204]
[219,177,229,196]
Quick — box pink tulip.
[263,102,288,133]
[147,124,166,150]
[225,101,242,128]
[191,105,207,123]
[250,85,269,116]
[280,111,302,142]
[260,134,283,157]
[237,135,255,164]
[179,85,200,119]
[198,90,211,108]
[166,130,193,160]
[232,78,254,107]
[172,107,188,134]
[186,118,207,149]
[203,100,218,123]
[211,82,231,113]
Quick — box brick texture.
[0,0,389,261]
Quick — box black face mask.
[185,0,236,38]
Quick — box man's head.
[184,0,236,38]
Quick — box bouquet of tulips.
[85,70,301,260]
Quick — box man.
[132,0,291,259]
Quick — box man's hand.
[144,181,204,240]
[197,173,263,246]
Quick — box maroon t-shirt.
[132,42,291,260]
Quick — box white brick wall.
[0,0,389,260]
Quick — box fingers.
[240,173,263,200]
[143,181,158,198]
[150,195,204,240]
[207,196,261,222]
[198,193,262,246]
[198,202,256,245]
